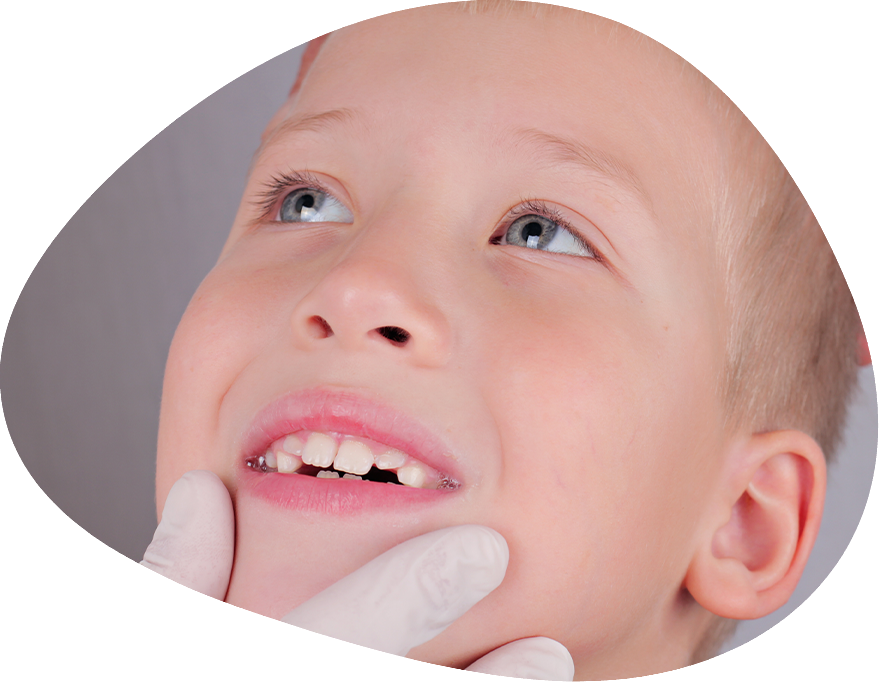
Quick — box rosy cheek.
[156,289,248,508]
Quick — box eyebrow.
[510,128,653,212]
[256,108,361,162]
[256,108,652,212]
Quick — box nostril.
[306,315,334,339]
[376,326,411,345]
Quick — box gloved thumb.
[0,471,235,682]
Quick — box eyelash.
[252,170,334,222]
[495,200,602,261]
[252,175,602,261]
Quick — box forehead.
[258,6,728,317]
[286,6,723,246]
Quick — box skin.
[156,6,752,678]
[290,0,879,367]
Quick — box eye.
[278,187,354,223]
[494,204,596,258]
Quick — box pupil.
[296,193,316,212]
[521,221,543,240]
[522,222,542,238]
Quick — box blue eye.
[279,188,353,223]
[498,213,596,258]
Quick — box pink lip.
[236,388,463,514]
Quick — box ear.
[684,430,826,619]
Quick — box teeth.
[397,462,428,488]
[264,450,277,469]
[301,432,337,468]
[258,430,452,490]
[333,440,374,475]
[374,449,407,470]
[281,434,304,455]
[277,452,302,474]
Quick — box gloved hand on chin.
[141,470,574,680]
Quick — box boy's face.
[157,6,732,676]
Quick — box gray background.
[0,0,879,682]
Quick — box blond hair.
[340,0,862,682]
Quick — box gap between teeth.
[249,430,459,490]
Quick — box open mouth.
[245,429,460,490]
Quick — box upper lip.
[239,387,463,483]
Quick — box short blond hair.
[336,0,863,682]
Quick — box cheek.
[155,262,295,508]
[470,285,721,639]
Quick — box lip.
[237,387,464,513]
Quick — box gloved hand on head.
[141,470,574,680]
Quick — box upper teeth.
[276,451,302,474]
[396,464,427,488]
[301,432,336,468]
[333,440,374,475]
[254,429,455,490]
[282,434,304,455]
[374,449,406,470]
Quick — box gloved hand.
[190,526,574,682]
[142,470,574,680]
[0,471,235,682]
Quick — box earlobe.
[684,430,826,620]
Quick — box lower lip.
[239,468,457,515]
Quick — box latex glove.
[0,471,574,682]
[190,526,574,682]
[0,471,235,682]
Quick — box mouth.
[246,429,459,489]
[237,388,463,513]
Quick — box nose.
[290,256,452,368]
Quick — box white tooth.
[302,432,337,468]
[342,474,362,480]
[316,470,340,479]
[375,449,407,470]
[277,452,302,474]
[397,463,427,488]
[282,434,304,455]
[333,440,374,475]
[264,451,277,469]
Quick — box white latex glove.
[190,526,574,682]
[142,470,574,680]
[0,471,235,682]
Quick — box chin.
[225,494,544,672]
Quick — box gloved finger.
[282,525,508,656]
[769,45,879,215]
[465,637,575,680]
[0,471,234,682]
